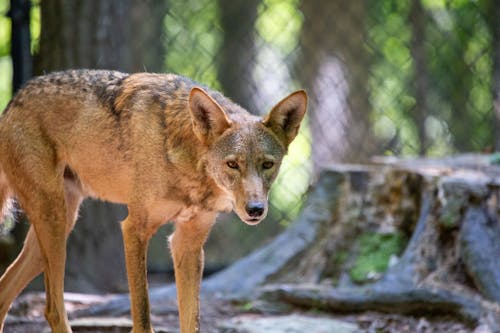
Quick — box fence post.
[4,0,32,283]
[9,0,32,93]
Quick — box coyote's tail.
[0,169,13,224]
[1,102,14,224]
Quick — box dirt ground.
[3,291,476,333]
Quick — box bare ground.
[3,291,477,333]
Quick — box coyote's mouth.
[243,218,262,225]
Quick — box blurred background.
[0,0,499,293]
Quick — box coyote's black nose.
[246,201,265,217]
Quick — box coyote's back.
[0,69,248,204]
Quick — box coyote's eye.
[227,161,239,169]
[262,161,274,169]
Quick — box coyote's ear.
[263,90,307,147]
[189,87,232,145]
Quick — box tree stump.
[77,154,500,331]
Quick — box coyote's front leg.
[122,212,158,333]
[169,211,216,333]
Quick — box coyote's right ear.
[189,87,232,145]
[263,90,307,147]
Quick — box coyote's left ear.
[263,90,308,147]
[189,87,232,145]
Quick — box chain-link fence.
[154,0,499,266]
[163,0,496,223]
[1,0,499,284]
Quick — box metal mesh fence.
[143,1,499,267]
[1,0,499,272]
[162,0,497,227]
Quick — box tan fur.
[0,70,307,333]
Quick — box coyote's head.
[189,87,307,225]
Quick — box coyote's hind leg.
[30,191,71,333]
[0,179,83,332]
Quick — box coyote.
[0,70,307,333]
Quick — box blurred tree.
[37,0,165,73]
[9,0,31,91]
[424,1,491,152]
[217,0,259,112]
[409,0,429,155]
[35,0,167,293]
[298,0,374,168]
[486,0,500,149]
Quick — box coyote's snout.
[0,70,307,333]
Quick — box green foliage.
[0,0,40,111]
[0,0,9,57]
[0,57,12,112]
[368,0,493,155]
[333,250,348,266]
[256,0,302,55]
[0,0,11,111]
[164,0,222,89]
[30,0,40,53]
[369,0,421,155]
[269,120,312,226]
[349,232,406,284]
[423,0,492,152]
[240,301,254,311]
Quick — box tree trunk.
[298,0,374,168]
[35,0,167,293]
[409,0,429,156]
[488,0,500,150]
[217,0,259,113]
[9,0,32,92]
